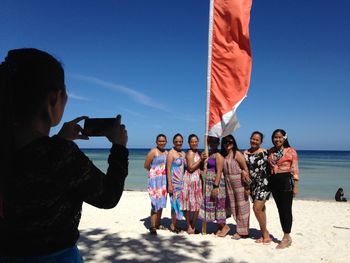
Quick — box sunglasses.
[223,140,234,145]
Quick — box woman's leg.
[217,223,230,236]
[272,188,293,248]
[253,200,269,240]
[151,210,157,228]
[170,213,177,231]
[278,191,293,234]
[150,210,158,234]
[191,210,199,231]
[184,210,194,234]
[156,209,164,228]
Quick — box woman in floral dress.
[243,131,271,244]
[166,133,186,233]
[181,134,204,234]
[144,134,168,235]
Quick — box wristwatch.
[213,183,219,189]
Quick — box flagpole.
[202,0,215,235]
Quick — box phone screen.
[83,118,115,136]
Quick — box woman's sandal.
[276,238,292,249]
[149,227,157,235]
[187,227,195,235]
[217,225,230,237]
[169,225,181,234]
[255,235,272,245]
[231,233,242,240]
[232,233,249,240]
[263,238,272,245]
[255,237,264,243]
[156,224,167,230]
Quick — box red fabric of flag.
[207,0,252,137]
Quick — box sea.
[82,149,350,201]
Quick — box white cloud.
[67,92,90,101]
[123,108,148,118]
[70,74,169,112]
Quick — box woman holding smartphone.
[0,48,128,261]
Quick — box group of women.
[144,129,299,249]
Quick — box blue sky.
[2,0,350,150]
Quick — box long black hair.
[0,48,65,169]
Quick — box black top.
[0,135,128,256]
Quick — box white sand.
[78,191,350,263]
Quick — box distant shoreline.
[82,148,350,152]
[83,149,350,203]
[123,189,338,202]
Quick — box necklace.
[274,147,284,161]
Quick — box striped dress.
[224,155,250,235]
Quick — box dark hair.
[188,134,199,143]
[271,129,290,148]
[207,136,219,144]
[0,48,65,167]
[173,133,183,142]
[250,131,264,143]
[156,134,167,141]
[221,134,239,157]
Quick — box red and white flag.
[206,0,252,137]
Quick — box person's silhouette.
[335,188,347,202]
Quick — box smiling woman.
[243,131,271,244]
[268,128,299,249]
[166,133,185,233]
[144,134,168,235]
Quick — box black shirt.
[0,135,128,256]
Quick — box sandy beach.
[78,191,350,263]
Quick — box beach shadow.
[140,216,229,235]
[245,227,278,244]
[140,216,271,243]
[79,228,222,262]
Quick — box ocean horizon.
[82,148,350,201]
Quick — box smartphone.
[83,118,115,136]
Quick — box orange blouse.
[268,147,299,180]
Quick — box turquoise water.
[82,149,350,201]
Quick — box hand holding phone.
[106,115,128,146]
[83,116,128,146]
[83,118,115,137]
[58,116,89,141]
